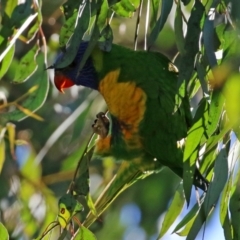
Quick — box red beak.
[54,72,75,93]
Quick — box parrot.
[50,41,208,196]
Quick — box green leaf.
[58,194,83,228]
[74,225,96,240]
[54,0,90,69]
[0,44,15,79]
[150,0,161,29]
[183,98,208,162]
[221,28,239,60]
[83,160,154,228]
[229,169,240,239]
[59,10,78,48]
[158,184,185,238]
[176,215,197,236]
[0,132,6,174]
[195,55,209,95]
[2,54,49,122]
[74,170,90,196]
[173,200,201,233]
[86,192,98,218]
[222,214,233,240]
[148,0,173,48]
[203,5,218,68]
[13,41,40,83]
[6,123,16,159]
[0,222,9,240]
[224,73,240,138]
[27,13,42,42]
[205,124,231,153]
[11,1,33,29]
[98,24,113,52]
[200,139,218,174]
[111,0,136,17]
[186,148,228,240]
[176,0,205,98]
[183,149,197,206]
[76,24,101,76]
[206,89,225,137]
[73,147,94,196]
[62,0,82,20]
[4,0,18,17]
[174,1,185,55]
[220,166,233,226]
[97,0,109,31]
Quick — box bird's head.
[49,42,98,93]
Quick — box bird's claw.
[92,112,110,138]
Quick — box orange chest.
[98,69,147,142]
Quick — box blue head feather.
[55,42,98,90]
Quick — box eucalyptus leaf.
[186,148,228,240]
[174,1,185,55]
[176,0,205,97]
[74,225,97,240]
[0,222,9,240]
[13,41,40,83]
[54,0,90,69]
[148,0,173,48]
[229,169,240,239]
[2,54,49,122]
[158,184,185,238]
[0,44,15,79]
[183,98,208,162]
[206,90,225,137]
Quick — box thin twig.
[134,0,144,50]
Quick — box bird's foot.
[92,112,110,138]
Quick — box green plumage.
[91,44,190,177]
[54,42,208,196]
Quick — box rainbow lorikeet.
[51,42,208,191]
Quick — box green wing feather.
[91,44,207,190]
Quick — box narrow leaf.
[27,13,42,42]
[86,193,98,217]
[206,89,225,137]
[112,0,136,17]
[203,6,218,68]
[13,41,40,83]
[176,215,197,236]
[174,1,185,55]
[148,0,173,48]
[15,103,44,121]
[183,99,208,162]
[176,0,204,98]
[59,10,78,48]
[0,45,15,79]
[0,222,9,240]
[0,137,6,174]
[158,184,185,238]
[2,54,49,122]
[150,0,161,28]
[6,123,16,159]
[222,213,233,240]
[74,225,96,240]
[183,149,197,206]
[173,200,201,233]
[54,0,90,69]
[229,169,240,239]
[186,148,228,240]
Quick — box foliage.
[0,0,240,239]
